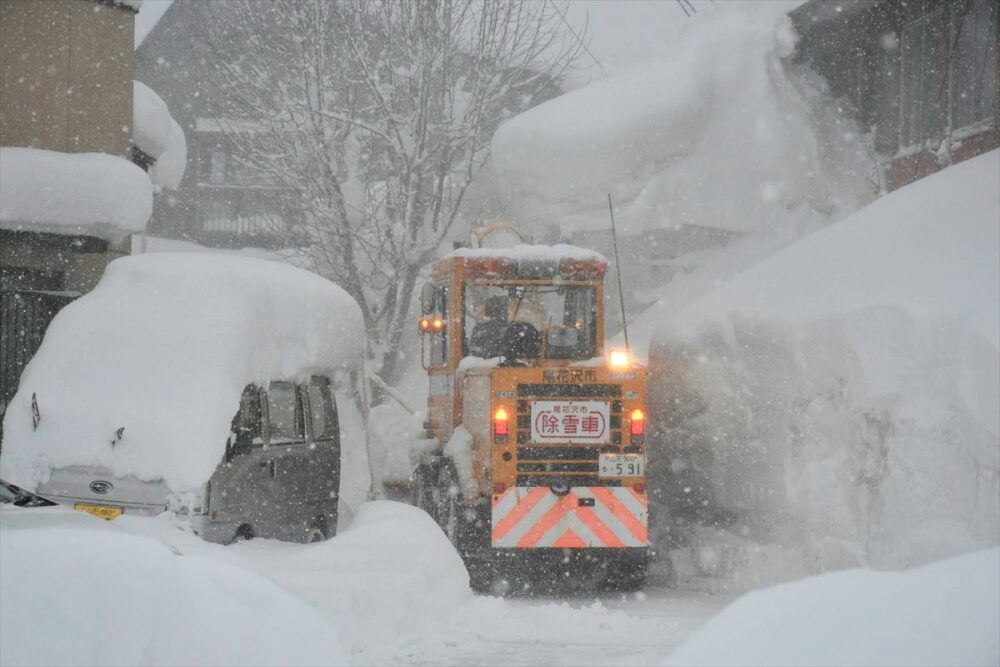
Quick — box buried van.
[0,253,366,544]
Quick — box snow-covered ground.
[0,500,727,666]
[664,547,1000,667]
[4,499,995,666]
[0,505,349,667]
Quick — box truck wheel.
[436,464,462,543]
[412,465,441,525]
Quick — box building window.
[210,148,227,184]
[952,0,997,132]
[900,10,947,149]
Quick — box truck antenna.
[607,193,631,354]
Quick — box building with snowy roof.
[0,0,181,444]
[790,0,998,191]
[133,2,305,250]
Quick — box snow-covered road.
[400,591,730,667]
[112,504,728,666]
[6,501,996,666]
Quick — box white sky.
[134,0,173,47]
[135,0,697,76]
[563,0,691,85]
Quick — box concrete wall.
[0,0,134,158]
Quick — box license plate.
[598,453,644,478]
[74,503,123,520]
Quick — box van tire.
[306,518,328,543]
[232,524,255,543]
[436,463,462,543]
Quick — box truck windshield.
[464,282,597,360]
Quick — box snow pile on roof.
[0,147,152,240]
[646,151,999,584]
[491,2,873,238]
[133,81,171,159]
[0,506,348,667]
[449,243,606,263]
[148,116,187,188]
[0,253,364,495]
[664,547,1000,667]
[134,80,187,189]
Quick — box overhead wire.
[544,0,607,76]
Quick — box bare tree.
[201,0,583,383]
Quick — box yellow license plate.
[74,503,123,520]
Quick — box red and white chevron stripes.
[491,486,648,548]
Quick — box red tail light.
[633,482,646,494]
[494,407,509,436]
[493,482,507,495]
[630,409,645,436]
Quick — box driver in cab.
[469,295,508,359]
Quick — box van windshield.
[464,282,597,360]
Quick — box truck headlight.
[609,349,630,369]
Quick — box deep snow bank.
[492,2,873,238]
[0,506,348,667]
[1,253,364,495]
[236,501,471,660]
[664,547,1000,667]
[0,147,152,240]
[649,151,999,583]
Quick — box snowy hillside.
[648,150,999,586]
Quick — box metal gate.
[0,290,77,444]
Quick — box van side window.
[307,376,338,441]
[227,385,263,460]
[267,382,305,444]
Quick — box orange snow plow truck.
[413,242,650,591]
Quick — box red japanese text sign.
[529,401,609,444]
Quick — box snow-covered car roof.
[0,253,364,495]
